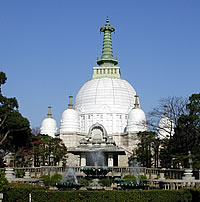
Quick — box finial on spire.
[68,96,73,109]
[134,95,140,109]
[47,105,52,118]
[106,16,109,24]
[164,105,168,117]
[97,17,118,66]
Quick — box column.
[108,153,113,167]
[80,153,86,166]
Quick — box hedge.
[4,189,193,202]
[3,184,47,202]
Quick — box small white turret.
[40,105,57,137]
[60,96,79,133]
[127,95,146,133]
[158,106,174,139]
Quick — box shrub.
[16,170,25,178]
[3,188,195,202]
[40,175,51,186]
[51,174,62,184]
[40,174,63,187]
[140,175,147,180]
[4,183,46,201]
[31,190,192,202]
[123,174,147,183]
[8,183,47,189]
[78,177,90,186]
[123,174,136,183]
[0,170,8,193]
[100,178,113,187]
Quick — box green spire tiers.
[97,17,118,66]
[93,18,120,79]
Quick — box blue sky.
[0,1,199,128]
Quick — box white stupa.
[127,95,146,133]
[41,18,148,166]
[60,96,79,133]
[40,105,57,137]
[158,106,175,139]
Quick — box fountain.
[115,162,149,190]
[56,168,83,190]
[115,178,149,190]
[81,151,111,190]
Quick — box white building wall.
[79,113,128,135]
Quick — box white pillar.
[80,153,86,166]
[108,154,113,167]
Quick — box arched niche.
[88,123,107,142]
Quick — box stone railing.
[148,179,200,190]
[11,166,189,180]
[14,166,65,178]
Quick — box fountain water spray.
[87,151,105,167]
[56,167,83,190]
[61,167,78,184]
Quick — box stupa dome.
[74,77,136,114]
[40,105,57,137]
[60,96,79,133]
[127,95,146,132]
[158,106,175,139]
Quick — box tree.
[148,96,188,132]
[159,138,174,168]
[0,72,7,94]
[35,134,67,166]
[170,93,200,169]
[50,138,67,166]
[146,96,188,168]
[0,72,32,166]
[135,131,158,168]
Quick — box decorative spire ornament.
[97,17,118,66]
[164,105,168,117]
[68,96,73,109]
[47,105,52,118]
[134,95,140,109]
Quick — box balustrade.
[10,166,196,180]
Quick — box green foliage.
[3,189,194,202]
[39,134,67,166]
[140,175,147,180]
[0,72,32,165]
[78,177,90,186]
[135,131,158,168]
[100,178,113,187]
[41,174,62,187]
[0,72,7,88]
[0,170,8,192]
[40,175,51,186]
[51,173,62,182]
[159,138,174,168]
[16,170,25,178]
[4,183,46,201]
[169,93,200,169]
[123,174,136,183]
